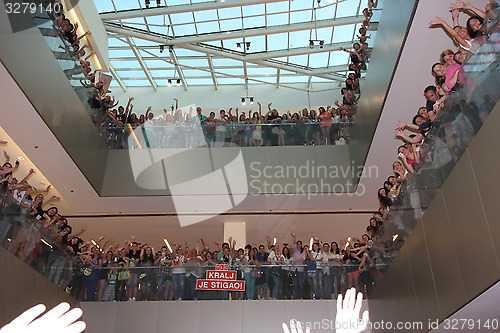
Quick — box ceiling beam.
[100,0,290,21]
[168,49,188,91]
[105,25,344,81]
[110,64,347,74]
[206,54,218,90]
[244,41,354,61]
[125,37,158,91]
[108,64,127,92]
[107,16,364,46]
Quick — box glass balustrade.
[370,7,500,285]
[0,195,388,301]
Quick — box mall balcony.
[1,0,500,332]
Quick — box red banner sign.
[206,270,236,281]
[196,279,245,291]
[196,264,245,291]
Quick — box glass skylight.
[95,0,380,90]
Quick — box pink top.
[445,63,466,90]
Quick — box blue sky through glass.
[95,0,377,89]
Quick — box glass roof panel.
[165,0,191,5]
[148,24,170,35]
[332,25,356,43]
[290,0,311,11]
[311,77,337,83]
[243,16,266,29]
[94,0,380,88]
[144,15,167,26]
[112,0,138,11]
[108,37,130,47]
[288,55,309,67]
[267,33,289,52]
[242,4,265,16]
[217,67,245,76]
[249,77,277,84]
[217,77,246,85]
[328,51,350,66]
[121,18,147,26]
[309,52,330,68]
[316,27,333,41]
[336,0,359,17]
[112,60,142,68]
[194,9,219,22]
[144,59,174,68]
[212,58,243,67]
[246,36,266,53]
[187,78,216,85]
[170,12,196,25]
[109,49,137,58]
[279,76,309,83]
[290,9,312,24]
[150,70,177,77]
[134,39,162,47]
[266,2,290,14]
[219,18,242,32]
[115,71,148,79]
[123,79,155,86]
[218,7,242,20]
[289,30,311,48]
[246,67,275,76]
[172,23,197,36]
[315,5,337,20]
[181,69,212,77]
[196,21,221,34]
[94,0,115,13]
[266,12,289,26]
[174,49,204,57]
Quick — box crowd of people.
[372,0,498,248]
[0,139,391,302]
[37,0,377,148]
[0,169,391,302]
[2,0,498,307]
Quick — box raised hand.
[336,288,369,333]
[429,17,445,25]
[396,120,407,130]
[0,302,86,333]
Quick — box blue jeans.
[309,270,323,299]
[157,274,169,300]
[321,271,332,299]
[270,272,281,299]
[173,273,185,300]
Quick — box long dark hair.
[330,242,340,254]
[467,16,484,39]
[378,187,392,208]
[282,246,291,259]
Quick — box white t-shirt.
[172,255,185,274]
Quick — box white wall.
[81,299,371,333]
